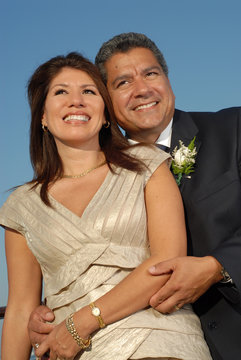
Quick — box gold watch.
[89,302,106,328]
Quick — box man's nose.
[133,78,153,98]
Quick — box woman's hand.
[35,319,81,360]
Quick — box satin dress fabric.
[0,146,212,360]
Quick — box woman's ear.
[41,114,47,127]
[41,114,49,132]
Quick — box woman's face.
[42,67,106,150]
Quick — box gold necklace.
[63,160,106,179]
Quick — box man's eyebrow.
[110,65,163,87]
[111,74,131,87]
[141,65,162,75]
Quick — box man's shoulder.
[176,107,241,124]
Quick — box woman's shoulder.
[126,144,170,163]
[0,183,38,234]
[3,183,36,205]
[125,144,171,186]
[126,143,156,156]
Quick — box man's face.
[105,47,175,142]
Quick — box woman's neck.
[57,143,105,177]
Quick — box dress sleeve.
[0,187,27,236]
[139,145,171,186]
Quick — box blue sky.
[0,0,241,344]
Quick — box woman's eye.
[54,89,67,95]
[83,89,96,95]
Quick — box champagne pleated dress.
[0,146,212,360]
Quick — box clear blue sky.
[0,0,241,344]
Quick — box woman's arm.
[86,161,186,324]
[36,161,187,359]
[2,229,42,360]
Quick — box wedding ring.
[34,343,40,349]
[174,305,180,311]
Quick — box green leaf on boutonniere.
[171,136,197,185]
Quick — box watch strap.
[220,267,233,284]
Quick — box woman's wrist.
[74,305,100,339]
[65,313,91,349]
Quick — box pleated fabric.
[0,146,212,359]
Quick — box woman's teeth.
[64,114,90,122]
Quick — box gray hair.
[95,32,169,84]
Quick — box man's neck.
[127,119,173,145]
[128,132,160,144]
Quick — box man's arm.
[148,255,223,313]
[151,108,241,313]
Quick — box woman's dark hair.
[28,52,144,206]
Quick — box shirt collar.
[155,118,173,147]
[128,119,173,146]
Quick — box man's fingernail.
[46,312,54,319]
[149,266,156,273]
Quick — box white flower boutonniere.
[171,136,197,186]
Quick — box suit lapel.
[171,109,201,192]
[171,109,201,153]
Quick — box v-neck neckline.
[46,168,113,222]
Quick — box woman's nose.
[68,92,86,107]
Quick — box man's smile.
[133,101,158,111]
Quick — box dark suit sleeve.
[183,107,241,302]
[210,108,241,299]
[178,106,241,360]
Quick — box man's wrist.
[207,256,234,284]
[204,256,223,283]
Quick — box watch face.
[92,307,101,316]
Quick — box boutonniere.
[171,136,197,186]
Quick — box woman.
[0,52,212,360]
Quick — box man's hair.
[95,32,169,84]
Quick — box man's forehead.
[105,48,162,80]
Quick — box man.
[28,33,241,360]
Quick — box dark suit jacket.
[171,107,241,360]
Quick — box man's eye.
[54,89,67,95]
[83,89,96,95]
[146,72,158,77]
[116,80,129,88]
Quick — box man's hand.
[28,305,55,346]
[35,319,80,360]
[148,256,223,313]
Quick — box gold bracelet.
[65,313,91,349]
[89,302,106,329]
